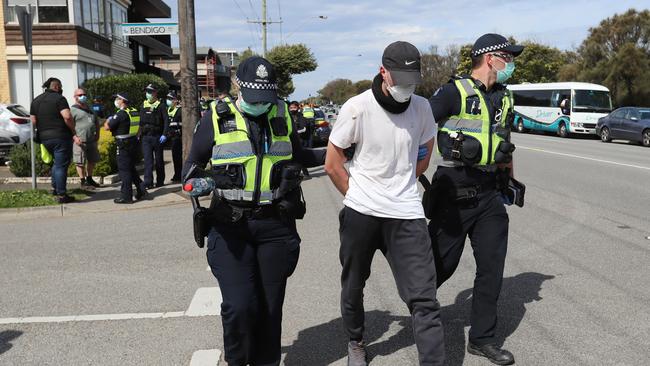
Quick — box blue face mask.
[240,99,271,116]
[78,95,88,104]
[496,61,515,84]
[146,92,154,101]
[166,100,173,107]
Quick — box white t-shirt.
[329,89,437,219]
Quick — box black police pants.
[141,134,165,186]
[427,167,509,346]
[206,217,300,366]
[339,206,445,366]
[170,135,182,180]
[116,139,143,200]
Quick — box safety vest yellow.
[126,107,140,136]
[168,106,181,128]
[302,107,314,119]
[438,78,513,166]
[210,98,293,205]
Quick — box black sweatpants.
[207,217,301,366]
[339,206,445,366]
[116,138,143,200]
[427,166,509,346]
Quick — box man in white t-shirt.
[325,41,444,366]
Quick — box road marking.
[190,349,221,366]
[0,287,222,325]
[518,146,650,171]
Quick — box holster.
[192,206,212,248]
[419,175,439,219]
[276,187,306,220]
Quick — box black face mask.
[371,73,410,114]
[289,110,298,115]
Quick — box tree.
[318,78,357,104]
[266,43,318,98]
[564,9,650,106]
[417,45,460,97]
[354,79,372,94]
[239,47,256,63]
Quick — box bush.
[8,141,51,177]
[83,73,169,116]
[67,127,117,177]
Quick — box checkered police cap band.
[236,77,278,90]
[472,42,511,57]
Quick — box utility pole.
[178,0,199,162]
[247,0,282,57]
[16,5,35,189]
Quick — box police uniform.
[300,106,315,147]
[107,93,146,204]
[166,92,183,182]
[426,34,523,364]
[140,84,169,188]
[182,57,325,366]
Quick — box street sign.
[15,6,32,53]
[120,23,179,36]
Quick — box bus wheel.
[642,129,650,147]
[516,120,526,133]
[558,123,569,138]
[600,127,612,143]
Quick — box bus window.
[512,89,553,107]
[573,90,612,113]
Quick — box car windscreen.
[573,90,612,113]
[7,105,30,117]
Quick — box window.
[82,0,91,29]
[512,89,553,107]
[573,90,612,113]
[626,109,640,121]
[37,0,68,23]
[639,110,650,120]
[611,109,626,119]
[138,44,147,63]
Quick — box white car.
[0,104,32,144]
[0,129,21,162]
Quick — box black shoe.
[114,198,134,204]
[467,343,515,365]
[170,176,181,183]
[135,189,148,200]
[86,177,101,188]
[144,183,154,189]
[155,182,164,188]
[57,194,76,204]
[80,178,91,188]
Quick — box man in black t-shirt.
[30,77,81,203]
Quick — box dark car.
[596,107,650,147]
[312,108,331,146]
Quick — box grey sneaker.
[347,340,367,366]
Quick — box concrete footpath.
[0,150,187,221]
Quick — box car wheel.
[558,122,568,138]
[600,127,612,142]
[516,120,525,133]
[643,129,650,147]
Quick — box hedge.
[8,141,50,177]
[83,73,169,116]
[67,127,117,177]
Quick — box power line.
[233,0,260,54]
[277,0,283,45]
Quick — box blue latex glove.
[159,135,167,144]
[417,145,428,161]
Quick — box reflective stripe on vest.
[438,78,512,166]
[168,106,181,128]
[210,98,293,205]
[126,107,140,136]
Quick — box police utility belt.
[438,127,515,167]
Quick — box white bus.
[507,82,613,137]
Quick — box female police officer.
[182,56,325,366]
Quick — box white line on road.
[518,145,650,171]
[0,287,222,325]
[190,349,222,366]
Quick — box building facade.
[2,0,173,108]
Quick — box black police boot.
[467,343,515,365]
[135,189,148,201]
[113,197,134,204]
[57,194,76,204]
[86,177,101,188]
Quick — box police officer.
[427,33,524,365]
[166,91,182,183]
[140,84,169,188]
[104,93,147,204]
[182,56,325,366]
[301,104,315,148]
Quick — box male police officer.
[140,84,169,188]
[104,93,147,204]
[182,56,325,366]
[427,33,523,365]
[166,91,182,183]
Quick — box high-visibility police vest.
[302,107,314,119]
[210,98,293,205]
[141,100,162,132]
[168,106,181,129]
[126,107,140,136]
[438,78,513,166]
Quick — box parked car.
[0,129,21,163]
[596,107,650,147]
[312,108,331,145]
[0,104,32,144]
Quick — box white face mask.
[387,84,416,103]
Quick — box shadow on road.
[282,272,554,365]
[0,330,22,355]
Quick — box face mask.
[387,84,416,103]
[114,100,121,109]
[166,100,173,107]
[146,92,154,101]
[495,61,515,84]
[240,99,271,116]
[78,95,88,103]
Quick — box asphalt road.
[1,132,649,365]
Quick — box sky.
[163,0,648,100]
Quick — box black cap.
[144,84,158,92]
[114,92,130,103]
[236,56,278,104]
[382,41,422,85]
[471,33,524,57]
[166,90,178,100]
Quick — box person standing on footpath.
[140,84,169,188]
[166,91,182,183]
[325,41,444,366]
[71,88,101,188]
[30,77,81,203]
[427,33,524,365]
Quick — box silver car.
[0,104,32,145]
